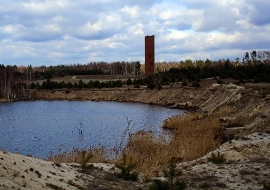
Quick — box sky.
[0,0,270,66]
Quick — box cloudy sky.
[1,0,270,66]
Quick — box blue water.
[0,101,183,158]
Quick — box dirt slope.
[1,80,270,189]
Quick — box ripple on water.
[0,100,184,158]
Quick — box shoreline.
[32,87,202,111]
[32,82,270,136]
[1,82,270,189]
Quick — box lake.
[0,101,184,158]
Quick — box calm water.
[0,101,184,158]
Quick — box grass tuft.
[208,152,226,164]
[47,112,221,178]
[80,150,93,169]
[115,154,139,181]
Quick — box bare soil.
[1,78,270,189]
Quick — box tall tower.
[145,35,155,75]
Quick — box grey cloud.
[0,0,270,66]
[248,0,270,26]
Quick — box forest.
[1,50,270,101]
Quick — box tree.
[251,50,257,64]
[258,50,270,63]
[126,78,132,86]
[0,65,27,101]
[244,52,250,63]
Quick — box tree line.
[0,65,30,101]
[1,50,270,100]
[31,61,141,80]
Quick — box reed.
[46,146,106,164]
[213,105,234,117]
[124,114,221,177]
[48,113,221,178]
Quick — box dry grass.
[47,113,221,178]
[226,112,256,128]
[46,146,107,164]
[124,113,221,177]
[163,113,203,130]
[213,105,234,117]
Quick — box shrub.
[127,78,132,86]
[149,157,186,190]
[157,83,162,90]
[147,82,156,90]
[134,84,140,88]
[216,79,225,84]
[182,81,188,86]
[174,181,187,190]
[80,150,93,169]
[163,158,182,186]
[115,154,139,181]
[208,152,226,164]
[263,182,270,190]
[191,81,200,88]
[149,179,169,190]
[199,182,211,189]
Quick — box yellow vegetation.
[48,113,222,178]
[47,146,106,164]
[124,113,221,177]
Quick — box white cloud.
[0,0,269,66]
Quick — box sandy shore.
[1,81,270,189]
[1,132,269,189]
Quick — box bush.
[199,182,211,189]
[80,150,93,169]
[263,182,270,190]
[157,83,162,90]
[147,82,156,90]
[182,81,188,86]
[127,78,132,86]
[134,84,140,88]
[208,152,226,164]
[149,157,186,190]
[149,179,169,190]
[191,81,200,88]
[216,79,225,84]
[115,155,139,181]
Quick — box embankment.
[33,82,270,138]
[33,83,270,115]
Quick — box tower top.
[145,35,155,75]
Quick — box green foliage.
[199,182,211,189]
[208,152,226,164]
[80,150,93,169]
[182,81,188,86]
[147,82,156,90]
[127,78,132,86]
[263,182,270,190]
[116,154,139,181]
[157,83,162,90]
[191,81,200,88]
[149,158,186,190]
[174,181,187,190]
[163,158,183,186]
[216,79,225,84]
[35,79,123,90]
[134,84,140,88]
[149,179,170,190]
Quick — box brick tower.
[145,35,155,75]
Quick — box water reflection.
[0,100,183,158]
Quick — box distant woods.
[32,61,142,79]
[1,50,270,100]
[0,65,32,101]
